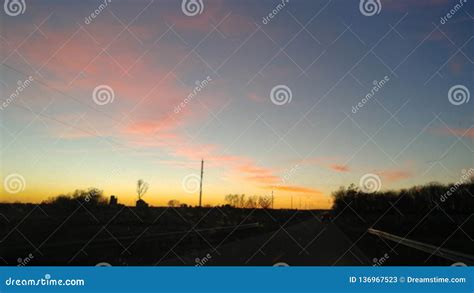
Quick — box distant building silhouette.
[109,195,118,206]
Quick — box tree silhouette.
[168,199,180,207]
[44,188,107,207]
[245,195,258,208]
[332,181,474,215]
[136,179,149,200]
[224,194,240,207]
[258,195,272,209]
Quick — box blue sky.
[1,0,473,207]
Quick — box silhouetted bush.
[43,188,107,208]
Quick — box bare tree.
[258,195,272,209]
[239,194,245,208]
[245,195,258,208]
[168,199,180,207]
[224,194,240,207]
[136,179,149,200]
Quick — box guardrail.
[368,228,474,265]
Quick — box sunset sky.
[1,0,473,208]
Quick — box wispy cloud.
[330,164,350,172]
[379,170,412,183]
[433,127,474,138]
[263,185,323,194]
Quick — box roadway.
[160,216,370,266]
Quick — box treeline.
[224,194,272,209]
[43,188,108,207]
[332,181,474,215]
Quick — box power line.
[1,62,126,126]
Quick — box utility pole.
[291,195,293,210]
[271,190,274,209]
[199,159,204,207]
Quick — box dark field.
[1,204,323,266]
[2,198,473,266]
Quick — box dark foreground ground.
[0,203,471,266]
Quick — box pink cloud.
[263,185,323,195]
[125,117,179,135]
[247,175,281,185]
[380,170,412,182]
[294,157,351,173]
[5,17,322,196]
[248,93,266,103]
[433,127,474,138]
[330,164,350,172]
